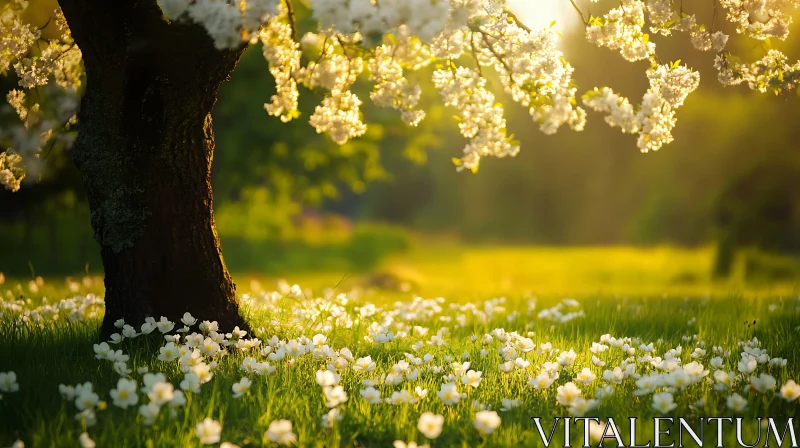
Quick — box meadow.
[1,246,799,447]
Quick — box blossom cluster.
[1,2,80,189]
[432,67,516,172]
[719,0,799,41]
[5,0,800,193]
[4,4,81,100]
[158,0,280,48]
[157,0,587,169]
[161,0,789,171]
[308,0,452,44]
[368,39,428,127]
[586,0,656,62]
[642,1,729,53]
[715,49,800,94]
[0,0,39,74]
[464,9,586,136]
[259,5,302,124]
[583,63,700,153]
[0,151,24,192]
[305,50,367,145]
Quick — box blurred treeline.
[1,0,799,278]
[357,2,800,279]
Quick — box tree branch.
[37,17,52,31]
[284,0,297,41]
[568,0,589,26]
[469,33,484,77]
[504,8,533,33]
[480,32,513,75]
[711,0,718,32]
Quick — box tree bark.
[58,0,248,336]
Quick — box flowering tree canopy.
[1,0,799,192]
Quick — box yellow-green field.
[1,246,799,447]
[245,245,800,298]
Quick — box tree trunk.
[58,0,248,336]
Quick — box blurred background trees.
[2,0,799,281]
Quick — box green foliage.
[711,157,800,277]
[0,191,99,277]
[0,190,413,276]
[344,224,411,271]
[219,222,412,275]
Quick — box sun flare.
[506,0,576,33]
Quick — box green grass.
[1,246,799,447]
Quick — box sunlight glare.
[505,0,576,33]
